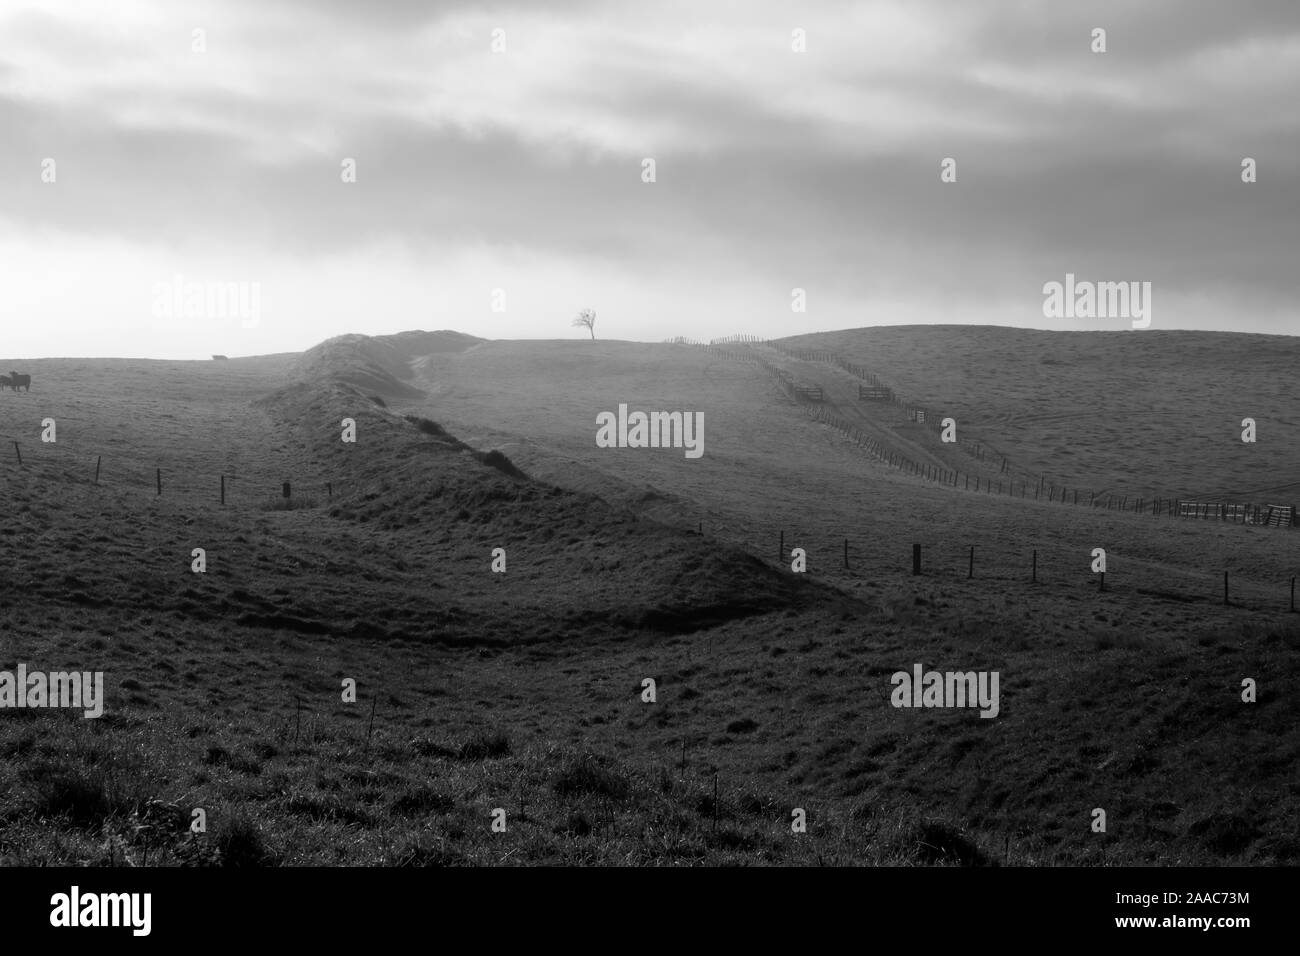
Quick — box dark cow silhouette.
[8,372,31,391]
[0,375,12,391]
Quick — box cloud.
[0,0,1296,357]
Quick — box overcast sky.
[1,0,1297,358]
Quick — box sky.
[1,0,1297,359]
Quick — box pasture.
[0,328,1296,866]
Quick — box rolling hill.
[0,327,1296,866]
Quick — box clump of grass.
[26,750,147,829]
[214,811,273,867]
[410,738,458,759]
[368,394,387,408]
[888,819,991,866]
[457,730,511,761]
[552,753,630,801]
[29,766,119,828]
[1188,812,1258,856]
[203,746,262,775]
[389,786,455,816]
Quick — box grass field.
[0,327,1296,866]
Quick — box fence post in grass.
[681,737,687,771]
[220,475,225,505]
[1291,577,1295,612]
[328,481,333,500]
[156,468,162,495]
[912,544,921,576]
[282,481,291,500]
[1099,571,1105,593]
[713,773,719,833]
[1224,571,1229,607]
[843,538,848,569]
[294,696,302,744]
[1032,549,1037,583]
[968,546,974,579]
[12,441,20,465]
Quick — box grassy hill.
[782,325,1300,501]
[0,328,1296,866]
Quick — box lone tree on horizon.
[572,308,596,339]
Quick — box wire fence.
[691,341,1298,531]
[0,431,345,508]
[693,526,1300,615]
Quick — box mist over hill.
[1,324,1296,868]
[296,330,486,399]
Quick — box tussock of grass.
[214,811,274,867]
[458,730,511,761]
[552,753,630,801]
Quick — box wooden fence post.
[843,538,848,569]
[12,441,20,465]
[1224,571,1229,607]
[156,468,162,496]
[1099,571,1105,593]
[1292,577,1296,613]
[1032,549,1037,583]
[94,456,101,484]
[968,546,974,579]
[220,475,225,505]
[282,481,291,500]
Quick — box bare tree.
[572,308,596,339]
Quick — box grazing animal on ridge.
[0,375,12,391]
[9,372,31,392]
